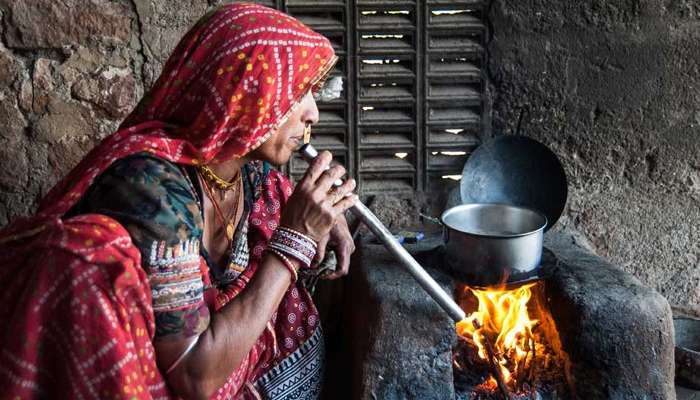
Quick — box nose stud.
[303,123,312,144]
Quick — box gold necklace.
[197,164,239,191]
[199,172,242,243]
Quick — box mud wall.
[486,0,700,309]
[0,0,697,309]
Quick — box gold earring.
[303,123,311,144]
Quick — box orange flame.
[455,283,538,387]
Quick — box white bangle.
[165,334,201,374]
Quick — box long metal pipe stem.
[298,144,466,322]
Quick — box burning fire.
[455,283,539,392]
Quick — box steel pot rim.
[440,203,548,239]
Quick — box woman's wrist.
[267,226,318,269]
[277,226,318,247]
[265,248,299,283]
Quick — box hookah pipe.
[297,143,466,323]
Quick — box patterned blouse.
[69,153,267,342]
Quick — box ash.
[453,333,570,400]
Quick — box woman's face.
[249,91,319,166]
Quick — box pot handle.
[419,213,449,241]
[419,213,443,226]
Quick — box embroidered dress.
[0,4,335,399]
[69,153,325,399]
[68,153,211,341]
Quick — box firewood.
[484,335,511,400]
[516,336,533,391]
[470,319,511,399]
[526,337,536,383]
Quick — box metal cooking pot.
[441,203,547,287]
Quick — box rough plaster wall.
[0,0,227,224]
[487,0,700,309]
[0,0,698,310]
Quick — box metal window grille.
[247,0,486,195]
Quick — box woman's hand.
[280,151,358,241]
[313,216,355,279]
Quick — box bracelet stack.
[267,226,318,272]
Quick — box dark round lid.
[460,135,568,232]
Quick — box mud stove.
[320,231,674,400]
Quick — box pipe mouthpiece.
[298,144,318,163]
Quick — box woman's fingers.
[299,150,332,188]
[322,218,354,280]
[315,165,346,192]
[281,150,358,241]
[325,178,356,205]
[332,194,359,214]
[313,234,329,266]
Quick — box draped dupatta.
[0,4,336,399]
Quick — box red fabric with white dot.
[0,3,335,399]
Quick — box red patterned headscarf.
[35,2,336,220]
[0,4,336,399]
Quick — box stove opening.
[453,281,572,399]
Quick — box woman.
[0,4,357,399]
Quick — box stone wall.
[0,0,698,309]
[486,0,700,309]
[0,0,221,222]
